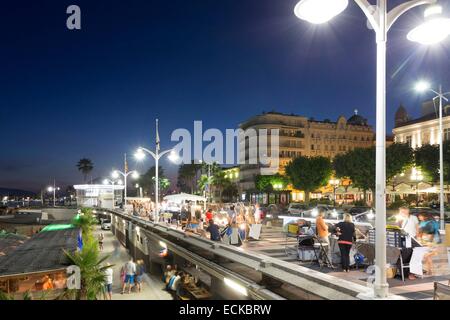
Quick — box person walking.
[98,233,104,251]
[135,260,145,293]
[334,213,356,272]
[104,263,113,300]
[121,258,136,294]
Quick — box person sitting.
[163,265,174,283]
[206,219,221,241]
[417,213,439,275]
[170,272,183,291]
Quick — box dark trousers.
[339,243,352,270]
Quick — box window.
[406,136,412,147]
[311,144,315,150]
[445,129,450,141]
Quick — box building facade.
[238,111,375,203]
[393,101,450,148]
[392,101,450,203]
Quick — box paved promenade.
[94,227,173,300]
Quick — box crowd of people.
[397,207,442,279]
[168,202,265,244]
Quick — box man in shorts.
[104,263,113,300]
[121,258,136,294]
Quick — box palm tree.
[72,208,97,237]
[177,163,201,193]
[63,239,110,300]
[76,158,94,183]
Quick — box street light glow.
[415,80,431,92]
[111,170,120,179]
[47,186,53,192]
[135,148,146,161]
[103,179,109,185]
[407,5,450,45]
[168,151,179,163]
[294,0,348,24]
[131,171,140,179]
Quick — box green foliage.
[285,156,332,203]
[334,147,376,193]
[197,174,213,193]
[72,208,97,239]
[177,163,201,193]
[386,143,414,180]
[138,166,167,196]
[254,174,289,192]
[334,144,414,198]
[63,238,110,300]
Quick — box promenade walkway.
[94,227,173,300]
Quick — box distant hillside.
[0,188,36,197]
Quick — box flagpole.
[124,153,128,206]
[155,119,160,222]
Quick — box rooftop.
[0,227,79,277]
[0,232,28,257]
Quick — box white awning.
[74,184,124,191]
[163,193,206,203]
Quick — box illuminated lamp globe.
[294,0,348,24]
[407,5,450,45]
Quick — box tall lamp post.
[415,81,450,230]
[294,0,450,298]
[199,160,213,203]
[135,119,179,222]
[112,169,139,208]
[47,180,60,207]
[410,167,424,205]
[329,179,340,207]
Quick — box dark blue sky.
[1,0,449,191]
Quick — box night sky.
[1,0,449,192]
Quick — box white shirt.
[125,261,136,275]
[401,215,419,237]
[105,268,113,284]
[170,275,181,291]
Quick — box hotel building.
[238,111,375,203]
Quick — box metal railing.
[105,209,396,300]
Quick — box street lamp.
[408,5,450,45]
[112,169,139,207]
[415,81,449,230]
[135,119,179,222]
[199,159,213,203]
[135,183,143,198]
[329,179,340,207]
[47,181,60,207]
[294,0,449,299]
[410,167,424,206]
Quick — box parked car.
[287,203,310,215]
[101,219,111,230]
[302,205,344,220]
